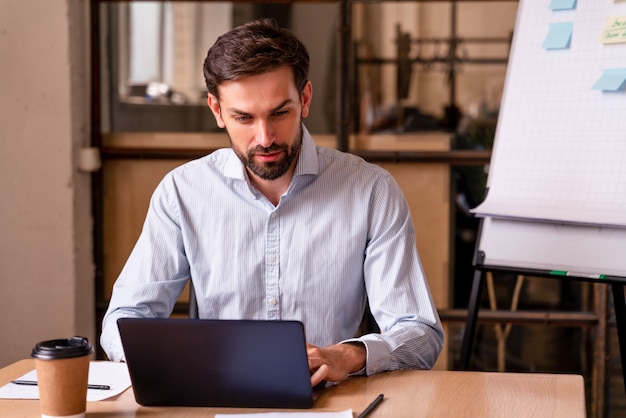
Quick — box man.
[101,18,443,387]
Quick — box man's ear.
[300,80,313,119]
[207,93,225,128]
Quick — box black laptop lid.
[117,318,314,408]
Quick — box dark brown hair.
[203,18,310,99]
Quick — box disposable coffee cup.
[31,336,94,418]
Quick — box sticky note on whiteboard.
[600,16,626,44]
[543,22,574,50]
[549,0,577,11]
[591,68,626,91]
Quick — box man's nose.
[255,120,274,148]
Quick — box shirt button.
[271,212,277,219]
[269,298,278,306]
[269,255,276,263]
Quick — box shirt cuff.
[341,336,390,376]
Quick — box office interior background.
[0,1,623,417]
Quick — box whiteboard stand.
[611,281,626,393]
[458,259,626,397]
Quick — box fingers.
[306,343,324,371]
[307,343,327,385]
[306,343,351,385]
[307,343,327,386]
[310,363,329,387]
[307,344,334,375]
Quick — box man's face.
[207,66,312,181]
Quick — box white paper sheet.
[215,411,353,418]
[0,361,131,401]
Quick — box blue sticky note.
[591,68,626,92]
[542,22,574,50]
[549,0,577,11]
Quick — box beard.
[229,125,303,181]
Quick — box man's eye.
[234,115,251,122]
[273,109,289,117]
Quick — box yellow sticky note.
[601,16,626,44]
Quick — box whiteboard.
[472,0,626,278]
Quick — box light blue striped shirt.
[101,126,444,374]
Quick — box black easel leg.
[459,269,484,370]
[611,283,626,395]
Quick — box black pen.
[11,379,111,391]
[358,393,384,418]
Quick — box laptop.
[117,317,317,408]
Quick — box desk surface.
[0,359,585,418]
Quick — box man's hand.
[307,342,366,387]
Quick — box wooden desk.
[1,359,585,417]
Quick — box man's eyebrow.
[270,99,294,113]
[225,99,294,116]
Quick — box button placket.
[265,210,280,318]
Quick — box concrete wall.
[0,0,94,367]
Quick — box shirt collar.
[294,125,319,177]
